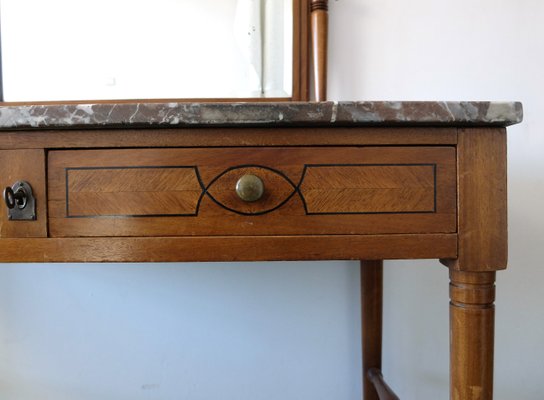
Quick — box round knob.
[235,174,264,202]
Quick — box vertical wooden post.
[442,128,508,400]
[311,0,328,101]
[361,260,383,400]
[442,128,508,272]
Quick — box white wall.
[328,1,544,399]
[1,1,543,399]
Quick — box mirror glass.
[0,0,294,101]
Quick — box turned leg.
[449,270,496,400]
[310,0,328,101]
[361,260,383,400]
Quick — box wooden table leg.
[361,260,383,400]
[449,270,496,400]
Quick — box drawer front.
[48,147,456,237]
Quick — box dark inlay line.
[297,163,437,215]
[203,165,299,216]
[65,166,202,218]
[64,163,438,218]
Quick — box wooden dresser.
[0,100,523,400]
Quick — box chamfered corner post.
[441,128,508,400]
[310,0,328,101]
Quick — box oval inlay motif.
[205,166,297,215]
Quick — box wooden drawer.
[47,147,456,237]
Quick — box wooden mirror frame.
[311,0,328,101]
[0,0,328,104]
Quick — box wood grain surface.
[367,368,400,400]
[0,127,457,150]
[301,165,435,213]
[205,166,296,215]
[0,149,47,237]
[293,0,311,100]
[361,260,384,400]
[311,0,328,101]
[450,270,496,400]
[66,167,201,217]
[48,146,456,237]
[441,128,507,271]
[0,234,456,262]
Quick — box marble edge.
[335,101,523,127]
[0,101,523,130]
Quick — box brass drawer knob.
[235,174,264,202]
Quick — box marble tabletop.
[0,101,523,130]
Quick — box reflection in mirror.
[0,0,295,101]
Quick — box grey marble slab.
[0,101,523,130]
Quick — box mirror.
[0,0,313,102]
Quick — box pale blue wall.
[2,1,544,399]
[0,262,363,399]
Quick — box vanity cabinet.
[0,101,522,400]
